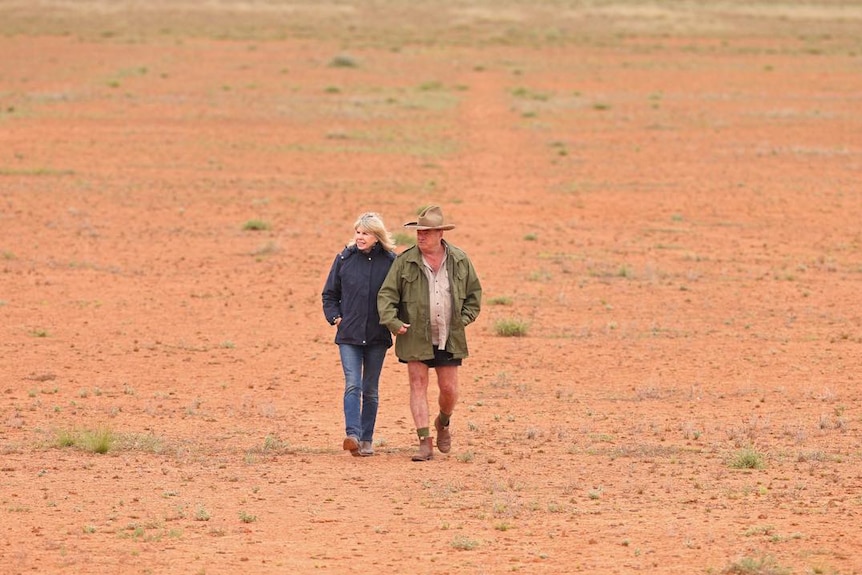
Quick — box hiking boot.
[343,435,360,456]
[411,437,434,461]
[359,440,374,457]
[434,416,451,453]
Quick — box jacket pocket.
[397,267,421,323]
[401,267,421,302]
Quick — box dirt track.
[1,2,861,574]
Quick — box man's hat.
[403,205,455,231]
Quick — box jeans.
[339,343,388,442]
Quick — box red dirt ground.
[1,5,861,574]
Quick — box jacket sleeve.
[460,257,482,326]
[377,258,404,334]
[321,255,342,325]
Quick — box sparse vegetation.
[487,296,513,305]
[722,555,789,575]
[238,511,257,523]
[0,2,857,573]
[251,242,279,257]
[511,87,550,101]
[0,168,75,176]
[261,434,291,454]
[51,428,164,454]
[729,447,766,470]
[194,506,211,522]
[456,451,474,463]
[450,535,479,551]
[493,318,529,337]
[418,80,445,92]
[242,219,270,231]
[76,428,114,454]
[328,54,358,68]
[392,231,415,246]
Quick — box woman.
[322,212,396,456]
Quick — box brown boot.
[434,415,451,453]
[411,437,434,461]
[343,436,360,457]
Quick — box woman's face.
[354,227,378,252]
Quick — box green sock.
[417,427,430,439]
[438,412,451,427]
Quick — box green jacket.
[377,241,482,361]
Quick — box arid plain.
[1,2,861,574]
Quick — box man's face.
[416,229,443,253]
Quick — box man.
[378,205,482,461]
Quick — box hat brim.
[403,222,456,231]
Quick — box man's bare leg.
[434,365,458,453]
[408,361,430,430]
[408,361,434,461]
[435,365,459,415]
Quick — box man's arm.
[460,257,482,326]
[377,259,404,333]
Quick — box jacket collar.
[403,240,456,264]
[343,242,384,259]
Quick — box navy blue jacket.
[322,243,395,347]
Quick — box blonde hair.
[348,212,396,253]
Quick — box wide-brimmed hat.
[403,205,455,231]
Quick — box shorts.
[400,346,462,367]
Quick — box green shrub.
[729,447,765,469]
[393,232,415,246]
[722,555,789,574]
[494,318,528,337]
[242,219,270,231]
[329,54,358,68]
[450,535,479,550]
[80,428,114,454]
